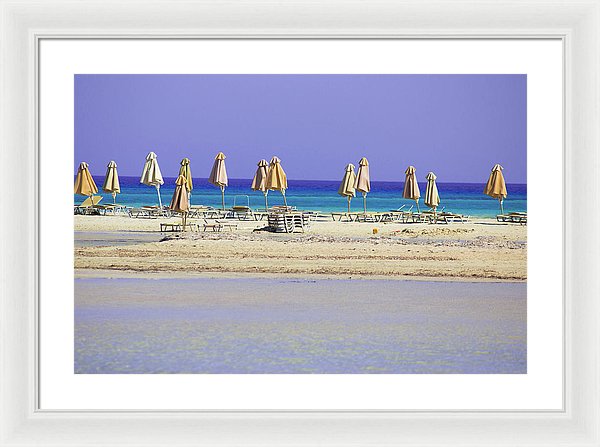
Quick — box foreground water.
[75,277,526,374]
[79,176,527,217]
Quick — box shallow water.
[75,278,526,374]
[75,231,163,248]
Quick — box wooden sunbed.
[160,222,200,232]
[331,212,360,222]
[202,219,238,232]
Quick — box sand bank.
[74,215,526,281]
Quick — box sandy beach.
[74,215,526,281]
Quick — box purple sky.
[75,74,526,183]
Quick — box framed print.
[1,0,599,446]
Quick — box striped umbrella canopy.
[74,161,99,199]
[354,157,371,213]
[169,174,190,228]
[265,156,288,207]
[140,152,164,208]
[251,159,269,210]
[179,157,193,206]
[424,172,440,212]
[102,160,120,204]
[403,165,421,212]
[484,163,508,214]
[338,163,357,214]
[208,152,228,210]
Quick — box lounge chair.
[74,195,103,215]
[330,212,359,222]
[128,206,171,218]
[160,222,199,232]
[202,219,238,232]
[433,211,470,224]
[230,205,254,221]
[497,212,527,224]
[387,205,414,222]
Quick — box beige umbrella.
[265,156,288,207]
[403,165,421,212]
[140,151,164,208]
[251,159,269,210]
[102,160,120,205]
[179,158,193,206]
[354,157,371,213]
[74,161,99,201]
[424,172,440,214]
[169,174,190,229]
[208,152,228,210]
[338,163,357,214]
[484,163,508,214]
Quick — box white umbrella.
[338,163,357,214]
[251,159,269,210]
[208,152,228,210]
[102,160,120,204]
[140,152,164,207]
[403,165,421,212]
[424,172,440,214]
[354,157,371,213]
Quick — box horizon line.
[90,174,527,186]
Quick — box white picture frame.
[1,0,598,445]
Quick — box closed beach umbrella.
[208,152,228,210]
[484,163,508,214]
[102,160,120,205]
[354,157,371,213]
[266,156,288,207]
[140,152,164,208]
[169,174,190,228]
[74,161,99,200]
[424,172,440,214]
[338,163,357,214]
[179,157,193,206]
[403,165,421,212]
[252,159,269,210]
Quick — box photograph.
[73,73,527,374]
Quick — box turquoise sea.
[78,176,527,218]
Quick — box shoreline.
[75,268,526,283]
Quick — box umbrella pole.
[264,191,269,211]
[347,196,351,215]
[112,192,116,205]
[155,185,162,209]
[362,192,367,213]
[282,190,287,207]
[499,199,504,215]
[220,185,225,210]
[416,199,420,213]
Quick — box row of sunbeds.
[331,206,470,224]
[75,199,525,227]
